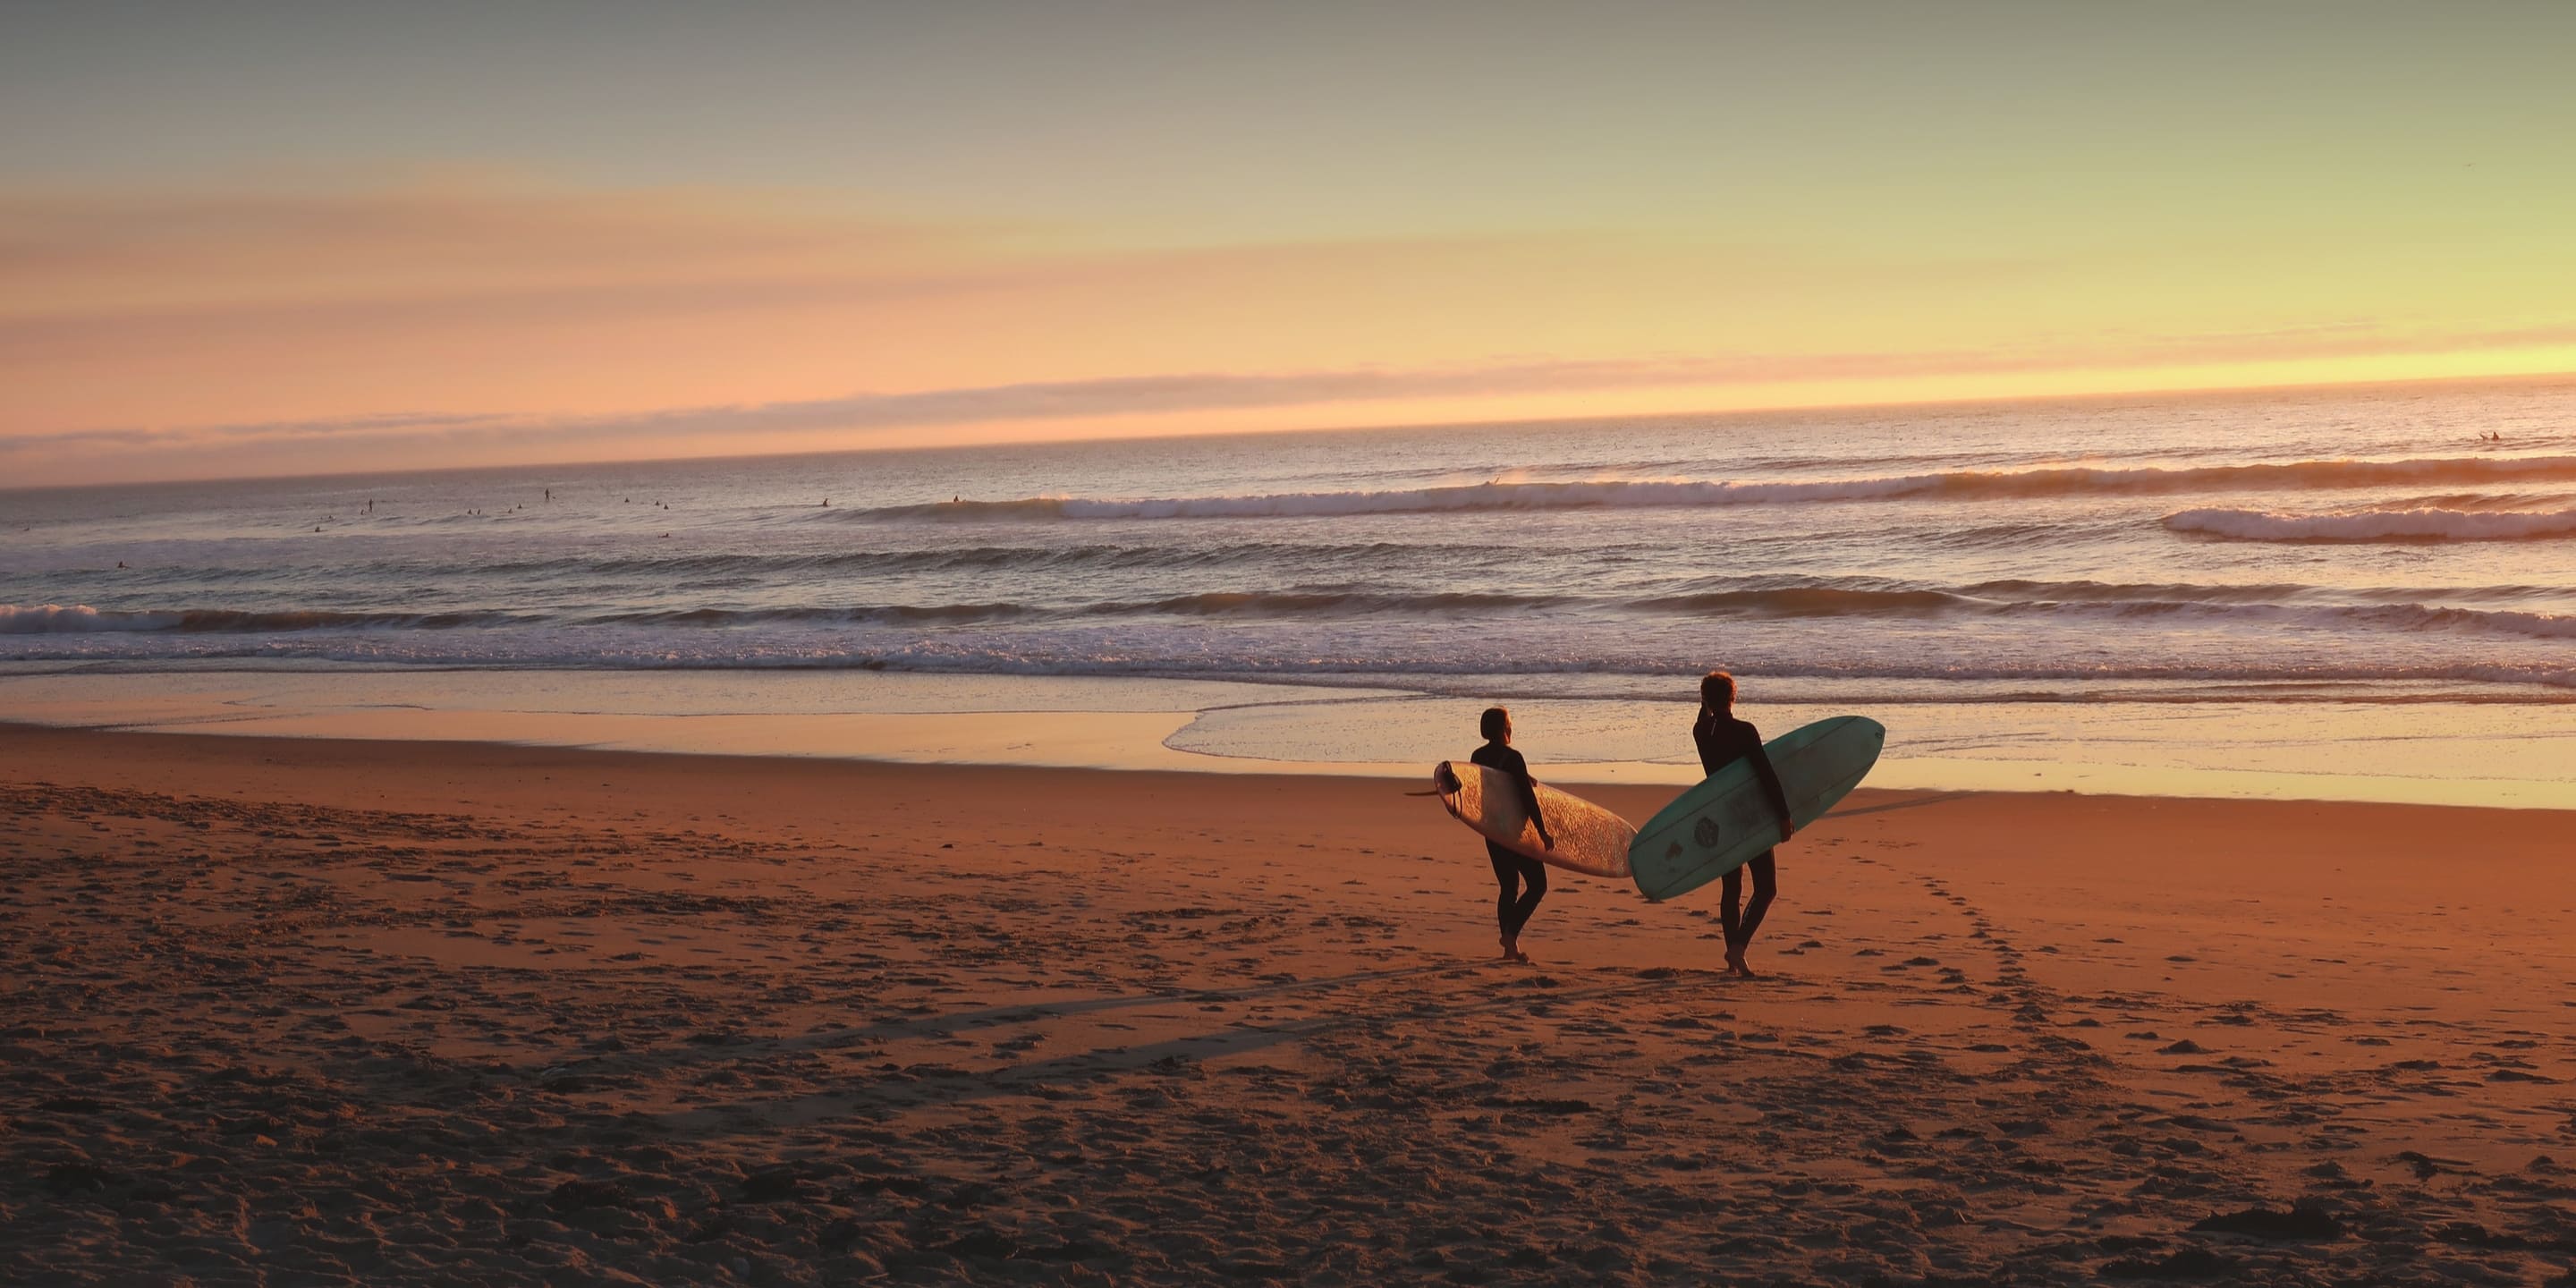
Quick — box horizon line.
[8,366,2572,496]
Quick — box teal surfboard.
[1629,716,1885,902]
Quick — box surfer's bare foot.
[1725,945,1756,977]
[1500,936,1517,961]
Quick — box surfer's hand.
[1778,821,1796,845]
[1539,832,1556,851]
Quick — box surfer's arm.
[1522,780,1554,848]
[1511,755,1554,848]
[1752,749,1795,843]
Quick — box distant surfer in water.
[1472,706,1553,962]
[1694,671,1794,977]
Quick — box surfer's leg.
[1723,853,1777,976]
[1737,853,1777,945]
[1488,847,1517,923]
[1504,855,1546,960]
[1512,857,1547,934]
[1718,867,1745,945]
[1487,845,1522,954]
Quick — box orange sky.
[5,4,2573,484]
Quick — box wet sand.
[5,724,2576,1285]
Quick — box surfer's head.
[1701,670,1736,711]
[1479,706,1512,742]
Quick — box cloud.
[0,178,1707,433]
[0,180,1608,344]
[0,180,1036,368]
[6,177,2574,485]
[13,318,2576,486]
[0,181,977,305]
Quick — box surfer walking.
[1694,671,1794,977]
[1472,707,1554,963]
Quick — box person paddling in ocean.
[1694,671,1794,977]
[1471,706,1554,962]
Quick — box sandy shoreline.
[14,665,2576,809]
[6,723,2576,1285]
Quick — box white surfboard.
[1433,760,1635,878]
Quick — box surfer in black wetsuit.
[1471,707,1554,963]
[1694,671,1794,978]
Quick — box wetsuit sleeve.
[1505,748,1548,838]
[1745,726,1794,825]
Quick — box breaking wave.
[864,455,2576,521]
[0,605,536,633]
[2165,506,2576,543]
[15,585,2576,640]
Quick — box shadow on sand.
[1828,790,1977,818]
[628,962,1739,1132]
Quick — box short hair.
[1701,670,1736,708]
[1479,707,1511,740]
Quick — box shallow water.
[6,377,2576,801]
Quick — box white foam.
[880,455,2576,521]
[0,604,181,633]
[2165,506,2576,542]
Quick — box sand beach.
[7,724,2575,1285]
[16,5,2576,1285]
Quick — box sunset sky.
[6,1,2573,485]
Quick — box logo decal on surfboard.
[1629,716,1886,902]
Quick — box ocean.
[7,377,2576,803]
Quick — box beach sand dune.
[5,726,2575,1285]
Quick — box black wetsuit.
[1693,710,1792,951]
[1470,741,1548,940]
